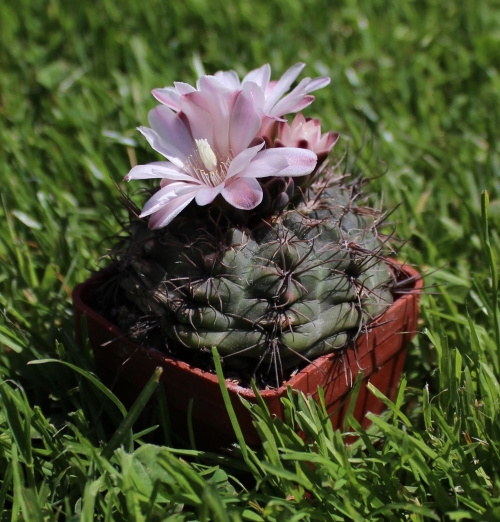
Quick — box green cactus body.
[115,181,395,383]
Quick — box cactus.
[105,63,397,386]
[109,176,395,386]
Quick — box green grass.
[1,0,499,519]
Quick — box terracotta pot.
[73,262,422,449]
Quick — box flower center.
[186,139,232,188]
[195,139,218,172]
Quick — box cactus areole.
[104,64,403,388]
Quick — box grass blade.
[101,367,163,460]
[211,347,261,477]
[28,359,127,417]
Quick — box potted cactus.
[73,63,422,448]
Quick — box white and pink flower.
[125,81,318,229]
[273,113,339,164]
[152,63,330,124]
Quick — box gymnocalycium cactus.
[111,63,397,387]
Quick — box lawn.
[1,0,499,519]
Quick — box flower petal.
[148,192,196,229]
[173,81,197,95]
[270,95,315,118]
[229,90,262,154]
[242,64,271,91]
[241,148,317,178]
[239,149,289,179]
[269,76,329,117]
[179,93,215,146]
[152,87,181,110]
[214,70,241,89]
[140,183,199,218]
[226,142,265,179]
[189,87,240,155]
[273,147,317,176]
[124,162,200,183]
[195,184,224,205]
[148,106,195,159]
[137,126,186,169]
[306,76,331,93]
[318,131,339,151]
[263,63,306,114]
[221,177,263,210]
[197,74,228,92]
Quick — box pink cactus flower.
[125,87,317,229]
[152,63,330,122]
[274,113,339,164]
